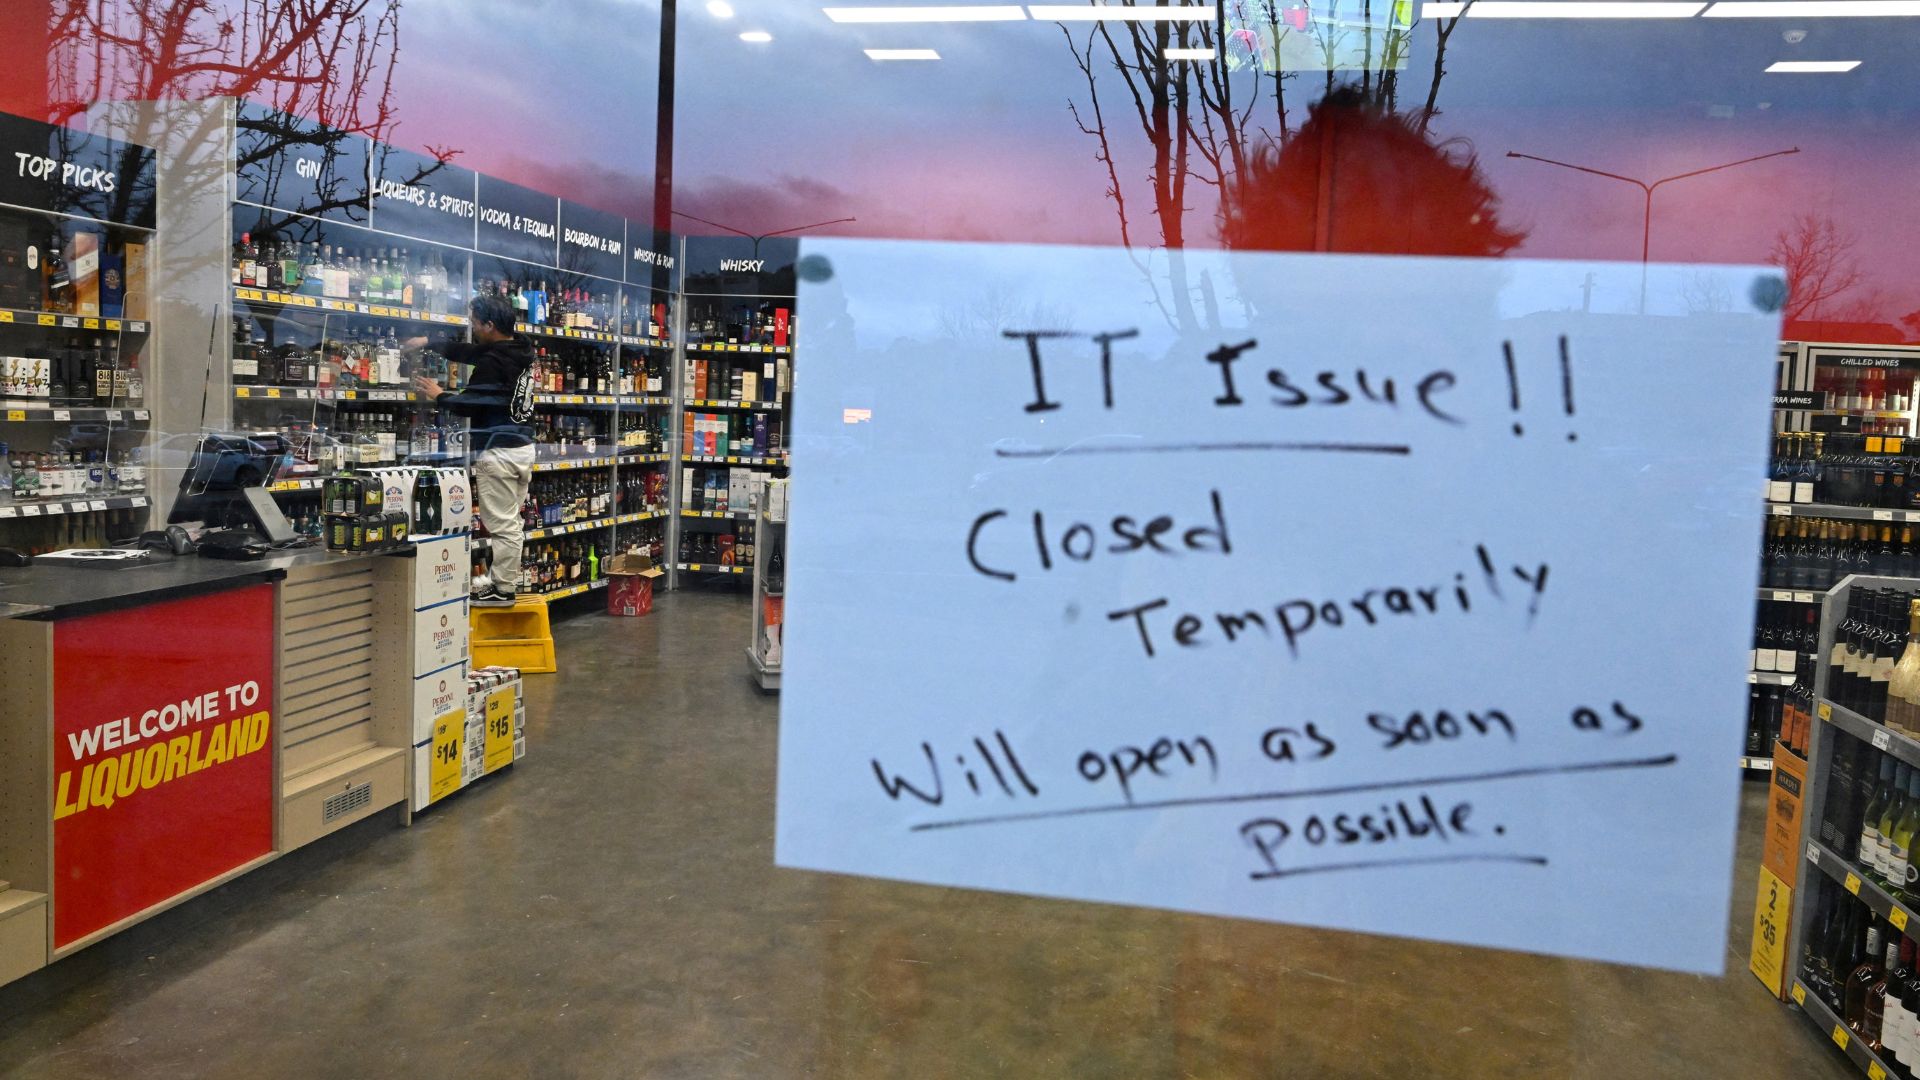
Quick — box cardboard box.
[122,241,148,320]
[437,467,472,533]
[100,250,124,317]
[1762,741,1807,887]
[413,599,468,676]
[413,707,469,810]
[410,660,468,744]
[413,536,470,609]
[70,230,100,316]
[607,553,664,617]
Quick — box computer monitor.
[167,432,296,540]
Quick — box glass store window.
[0,3,1908,1077]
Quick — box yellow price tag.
[1792,983,1806,1005]
[0,310,13,322]
[234,387,250,398]
[266,388,281,398]
[1894,908,1910,931]
[36,314,54,326]
[1834,1024,1850,1049]
[1870,1063,1889,1080]
[1846,872,1863,895]
[82,317,99,329]
[1892,439,1908,455]
[104,319,120,330]
[427,710,465,803]
[1820,702,1833,720]
[5,409,23,421]
[1869,437,1886,453]
[483,687,515,773]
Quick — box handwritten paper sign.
[776,239,1784,973]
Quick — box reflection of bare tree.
[1771,211,1866,323]
[936,281,1074,342]
[1682,270,1734,315]
[50,1,416,238]
[1060,0,1467,331]
[49,1,402,134]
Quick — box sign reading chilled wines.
[776,239,1784,974]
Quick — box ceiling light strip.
[865,47,944,58]
[824,4,1029,20]
[1765,58,1862,69]
[1029,4,1219,19]
[1706,0,1920,14]
[1164,46,1219,58]
[1464,2,1706,16]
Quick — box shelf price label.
[1846,872,1863,895]
[265,388,280,399]
[82,318,98,329]
[19,503,39,516]
[427,710,464,804]
[51,409,68,421]
[1791,983,1806,1005]
[1871,1064,1889,1080]
[1876,510,1894,521]
[0,311,11,322]
[5,409,22,421]
[1892,908,1910,932]
[1820,702,1834,721]
[235,387,250,398]
[36,314,54,326]
[1834,1025,1851,1049]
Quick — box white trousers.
[472,444,535,592]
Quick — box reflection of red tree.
[48,0,403,140]
[1221,88,1523,257]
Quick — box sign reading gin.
[776,238,1784,974]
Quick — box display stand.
[1779,572,1920,1077]
[0,112,158,549]
[669,236,794,588]
[747,479,786,691]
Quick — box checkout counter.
[0,470,522,989]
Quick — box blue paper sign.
[776,238,1784,974]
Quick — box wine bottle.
[1892,767,1920,895]
[1852,923,1888,1031]
[1871,936,1900,1049]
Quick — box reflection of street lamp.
[670,210,858,261]
[1505,146,1799,311]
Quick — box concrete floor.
[0,592,1858,1078]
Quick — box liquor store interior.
[0,3,1918,1079]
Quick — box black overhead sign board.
[475,174,558,267]
[368,143,477,248]
[558,200,625,283]
[626,224,674,285]
[0,112,156,228]
[233,101,369,224]
[1773,391,1828,409]
[681,235,797,297]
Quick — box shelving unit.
[1782,573,1920,1075]
[0,117,160,552]
[669,237,796,590]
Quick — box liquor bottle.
[1871,935,1901,1050]
[1866,757,1898,877]
[1881,765,1912,882]
[1894,768,1920,895]
[1891,600,1920,738]
[1854,923,1889,1031]
[89,339,111,404]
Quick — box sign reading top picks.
[776,239,1785,974]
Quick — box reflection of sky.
[50,2,1913,328]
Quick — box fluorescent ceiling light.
[1029,4,1218,19]
[1766,58,1862,69]
[1464,2,1705,15]
[707,0,735,16]
[1164,46,1219,58]
[1422,1,1468,12]
[824,5,1027,20]
[740,29,774,41]
[1706,0,1920,13]
[865,47,943,58]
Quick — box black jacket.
[434,336,536,452]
